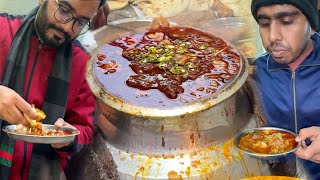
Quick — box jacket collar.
[267,33,320,70]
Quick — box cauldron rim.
[86,18,249,117]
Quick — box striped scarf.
[0,6,72,179]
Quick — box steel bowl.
[2,124,80,144]
[234,127,300,159]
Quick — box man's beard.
[35,1,72,48]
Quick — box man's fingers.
[52,119,73,148]
[54,118,76,130]
[297,126,320,142]
[54,118,65,128]
[16,98,37,120]
[296,147,320,163]
[310,154,320,163]
[51,141,71,149]
[295,147,309,159]
[295,140,320,160]
[9,106,28,125]
[5,109,18,125]
[0,86,36,125]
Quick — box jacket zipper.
[291,71,298,133]
[292,71,300,180]
[20,41,43,180]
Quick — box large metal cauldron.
[87,18,270,179]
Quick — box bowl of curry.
[234,127,299,159]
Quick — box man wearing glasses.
[0,0,107,179]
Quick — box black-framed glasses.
[54,0,90,35]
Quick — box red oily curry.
[238,129,298,154]
[93,26,241,107]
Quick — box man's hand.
[0,85,37,125]
[90,4,110,30]
[51,118,77,149]
[295,126,320,163]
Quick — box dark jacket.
[253,33,320,179]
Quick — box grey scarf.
[0,6,72,180]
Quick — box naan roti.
[108,0,129,11]
[130,0,252,18]
[130,0,190,18]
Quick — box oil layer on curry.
[94,25,241,108]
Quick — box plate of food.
[2,105,79,144]
[234,127,299,159]
[2,124,80,144]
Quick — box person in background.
[251,0,320,179]
[0,0,107,179]
[90,2,109,31]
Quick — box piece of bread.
[130,0,190,18]
[188,0,214,11]
[23,105,46,127]
[220,0,252,17]
[23,113,41,127]
[108,0,129,11]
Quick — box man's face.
[36,0,100,47]
[257,4,312,64]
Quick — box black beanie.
[251,0,319,31]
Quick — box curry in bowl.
[235,127,299,157]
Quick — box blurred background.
[0,0,265,62]
[0,0,37,14]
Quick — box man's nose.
[268,22,282,43]
[60,19,74,36]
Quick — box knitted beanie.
[251,0,319,31]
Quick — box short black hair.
[99,0,107,8]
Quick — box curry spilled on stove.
[238,129,298,154]
[93,21,241,107]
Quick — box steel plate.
[2,124,80,144]
[234,127,300,160]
